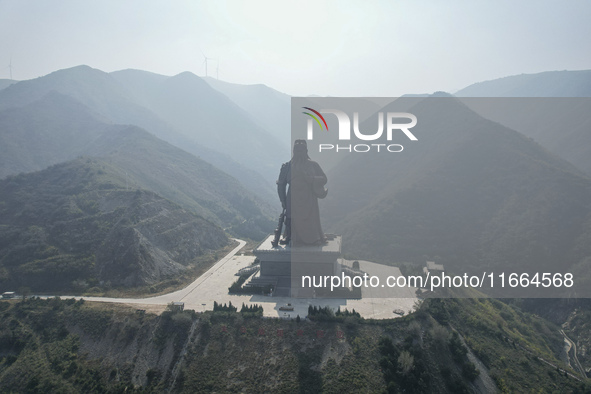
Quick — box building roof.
[426,261,444,271]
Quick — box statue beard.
[291,150,311,178]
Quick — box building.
[2,292,16,299]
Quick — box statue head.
[293,139,308,158]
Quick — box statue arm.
[312,162,327,185]
[311,161,328,199]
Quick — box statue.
[275,140,328,246]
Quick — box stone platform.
[251,234,342,297]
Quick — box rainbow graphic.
[302,107,329,131]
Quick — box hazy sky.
[1,0,590,96]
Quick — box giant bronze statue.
[273,140,327,247]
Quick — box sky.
[0,0,590,97]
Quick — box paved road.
[78,239,250,310]
[561,329,587,378]
[68,238,417,319]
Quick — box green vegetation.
[240,303,264,317]
[0,159,229,292]
[0,89,274,241]
[559,302,591,374]
[423,296,590,392]
[94,240,239,298]
[0,298,155,392]
[307,305,361,322]
[212,301,237,312]
[2,297,591,392]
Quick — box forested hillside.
[0,158,228,291]
[0,91,274,239]
[1,296,589,393]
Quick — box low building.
[423,261,445,274]
[169,301,185,312]
[2,292,16,299]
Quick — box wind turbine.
[201,51,211,77]
[216,58,220,80]
[8,58,13,80]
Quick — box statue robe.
[278,158,327,245]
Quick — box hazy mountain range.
[0,79,16,91]
[0,65,287,200]
[1,66,591,294]
[1,67,591,392]
[455,70,591,177]
[110,68,288,182]
[204,76,291,146]
[321,92,591,295]
[0,66,288,291]
[455,69,591,97]
[0,91,271,231]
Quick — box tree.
[18,286,31,302]
[398,351,414,375]
[429,324,449,349]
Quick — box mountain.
[321,96,591,295]
[0,79,16,91]
[84,125,274,238]
[111,69,288,184]
[457,97,591,176]
[455,70,591,177]
[0,91,273,239]
[1,295,586,392]
[0,91,109,178]
[455,69,591,97]
[0,158,228,291]
[0,65,152,121]
[204,76,291,146]
[0,66,276,201]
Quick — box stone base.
[251,234,342,297]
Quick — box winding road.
[561,329,587,378]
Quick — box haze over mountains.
[0,65,289,292]
[204,76,291,146]
[321,93,591,295]
[2,66,591,392]
[0,79,16,91]
[455,69,591,97]
[455,70,591,177]
[1,66,591,295]
[0,65,286,200]
[110,68,288,182]
[0,91,271,232]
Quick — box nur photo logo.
[301,106,418,153]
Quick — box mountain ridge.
[455,69,591,97]
[455,69,591,176]
[0,65,277,201]
[0,157,229,290]
[110,68,288,183]
[322,96,591,294]
[0,90,273,238]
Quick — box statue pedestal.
[251,234,342,297]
